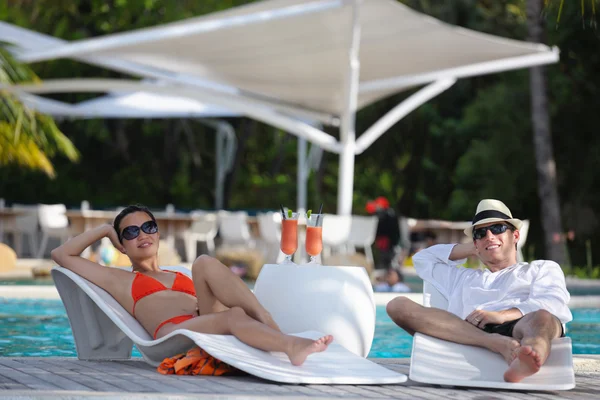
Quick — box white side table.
[253,263,376,357]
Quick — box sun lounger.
[409,281,575,390]
[51,266,407,384]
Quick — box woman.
[51,205,332,366]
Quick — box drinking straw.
[316,203,323,224]
[280,204,287,220]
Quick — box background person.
[374,268,411,293]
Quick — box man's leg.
[504,310,562,382]
[386,297,520,362]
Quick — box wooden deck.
[0,357,599,399]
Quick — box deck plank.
[0,359,62,391]
[0,357,597,399]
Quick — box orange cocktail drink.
[306,226,322,256]
[280,212,299,263]
[305,213,323,263]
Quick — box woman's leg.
[159,307,333,366]
[191,255,279,331]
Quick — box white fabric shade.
[17,93,78,117]
[18,91,239,119]
[74,91,238,119]
[14,0,558,118]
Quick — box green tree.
[527,0,567,264]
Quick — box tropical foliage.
[0,47,78,177]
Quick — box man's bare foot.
[504,345,542,383]
[288,335,334,366]
[489,334,521,364]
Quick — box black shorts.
[482,318,523,337]
[483,317,565,338]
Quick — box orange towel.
[157,347,239,376]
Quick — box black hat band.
[472,210,511,225]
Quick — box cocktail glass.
[305,213,323,264]
[280,212,299,264]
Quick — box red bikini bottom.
[154,314,195,339]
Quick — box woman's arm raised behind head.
[51,224,130,294]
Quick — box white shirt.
[413,244,572,323]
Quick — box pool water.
[0,299,598,357]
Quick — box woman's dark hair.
[114,204,156,242]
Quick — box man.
[386,199,571,383]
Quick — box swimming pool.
[1,299,598,358]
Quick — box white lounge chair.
[255,212,284,264]
[183,211,218,261]
[409,281,575,391]
[321,213,351,260]
[51,265,407,385]
[217,210,256,249]
[517,219,530,262]
[37,204,71,258]
[347,215,378,267]
[7,203,38,258]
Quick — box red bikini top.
[131,271,196,315]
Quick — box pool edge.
[2,286,600,307]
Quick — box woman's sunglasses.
[121,220,158,241]
[472,223,512,240]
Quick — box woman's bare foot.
[287,335,334,366]
[489,334,521,364]
[503,345,542,383]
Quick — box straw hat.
[464,199,523,237]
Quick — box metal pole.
[337,0,361,215]
[297,137,308,213]
[215,126,225,210]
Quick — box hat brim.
[464,218,523,237]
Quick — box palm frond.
[0,122,55,177]
[0,46,79,177]
[552,0,598,26]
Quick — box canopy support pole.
[216,126,226,210]
[337,0,361,216]
[297,133,324,213]
[297,137,308,213]
[198,120,237,209]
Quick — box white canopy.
[14,0,557,117]
[19,91,239,119]
[74,91,238,119]
[2,0,559,214]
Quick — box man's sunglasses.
[121,220,159,241]
[472,223,512,240]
